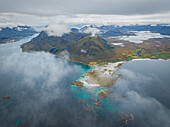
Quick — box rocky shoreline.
[71,61,124,96]
[70,58,168,123]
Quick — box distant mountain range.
[80,24,170,37]
[20,24,170,63]
[0,26,37,44]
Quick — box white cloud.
[58,50,70,60]
[1,12,170,27]
[0,35,80,87]
[113,65,170,127]
[81,26,100,36]
[118,90,170,127]
[43,23,71,37]
[115,31,170,43]
[81,49,87,53]
[0,35,95,127]
[0,22,25,28]
[111,43,124,47]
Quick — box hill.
[0,26,37,44]
[65,35,114,63]
[21,31,88,52]
[21,31,114,64]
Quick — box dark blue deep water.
[0,35,170,127]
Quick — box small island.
[71,81,84,87]
[98,90,113,98]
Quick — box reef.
[2,96,10,100]
[98,90,113,98]
[71,81,84,87]
[78,100,85,103]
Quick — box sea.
[0,35,170,127]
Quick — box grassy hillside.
[21,32,115,63]
[65,35,114,63]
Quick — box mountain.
[21,31,88,52]
[21,31,114,64]
[80,25,135,37]
[20,24,170,64]
[98,25,170,36]
[0,26,37,44]
[65,35,114,63]
[79,24,170,37]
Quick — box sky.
[0,0,170,26]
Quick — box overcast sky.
[0,0,170,26]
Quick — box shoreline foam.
[73,61,124,89]
[73,58,168,89]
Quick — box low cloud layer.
[43,24,70,37]
[0,0,170,16]
[0,22,25,28]
[80,25,100,36]
[0,12,170,27]
[112,60,170,127]
[0,35,97,127]
[112,31,170,43]
[0,35,78,87]
[82,26,100,36]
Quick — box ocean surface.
[0,35,170,127]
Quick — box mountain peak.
[21,32,114,64]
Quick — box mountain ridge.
[21,31,115,64]
[0,26,37,44]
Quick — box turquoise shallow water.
[69,64,121,114]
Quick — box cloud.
[0,35,97,127]
[0,22,25,28]
[0,0,170,16]
[119,68,153,82]
[43,23,70,37]
[0,50,75,88]
[112,64,170,127]
[0,34,80,87]
[58,50,70,60]
[115,31,170,43]
[82,26,100,36]
[118,91,170,127]
[0,1,170,27]
[1,12,170,27]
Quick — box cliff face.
[21,31,114,64]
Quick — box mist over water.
[0,35,170,127]
[116,60,170,127]
[0,35,95,127]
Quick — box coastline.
[131,58,167,61]
[71,61,124,89]
[70,58,169,99]
[69,58,170,119]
